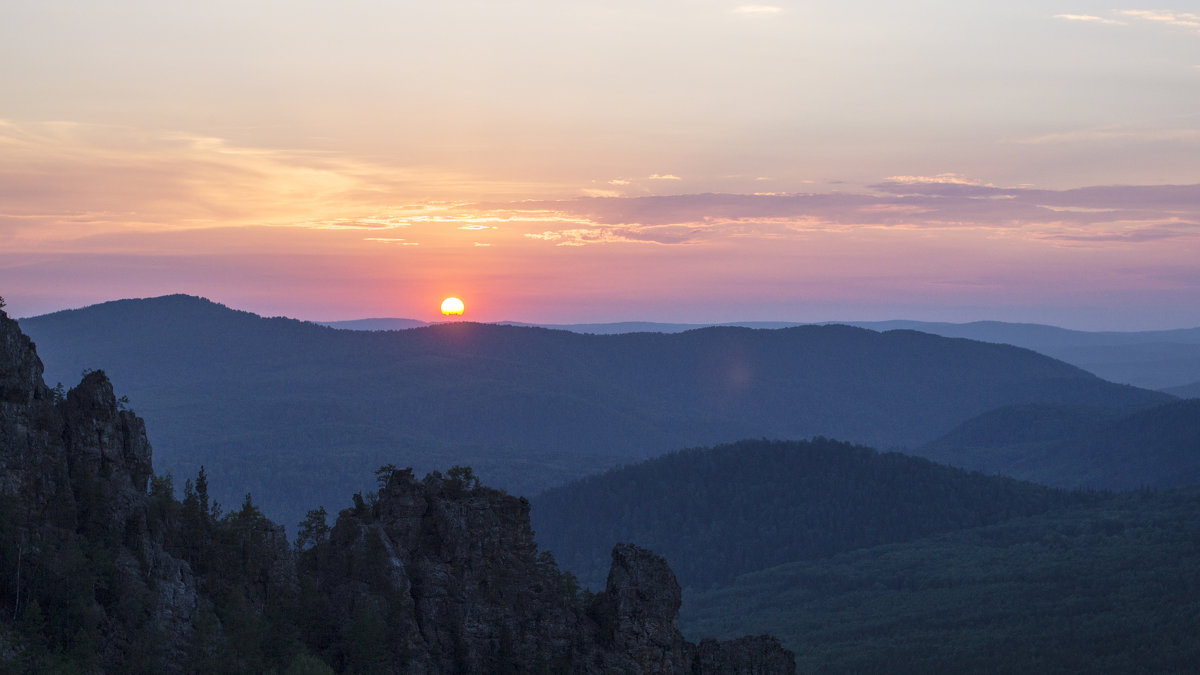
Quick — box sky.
[2,1,1199,329]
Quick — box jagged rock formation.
[0,309,201,670]
[0,308,794,673]
[304,468,794,673]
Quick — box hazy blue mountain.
[680,488,1200,673]
[843,320,1200,348]
[318,317,429,331]
[1162,380,1200,398]
[19,295,1170,529]
[322,318,809,334]
[520,319,1200,390]
[498,320,807,334]
[531,438,1087,591]
[918,403,1122,476]
[919,399,1200,489]
[843,320,1200,390]
[323,316,1200,389]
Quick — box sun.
[440,297,465,316]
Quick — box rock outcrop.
[0,308,202,670]
[309,468,795,673]
[1,306,793,673]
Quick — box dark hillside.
[681,488,1200,673]
[919,403,1124,474]
[920,399,1200,489]
[20,295,1168,529]
[1045,399,1200,489]
[531,438,1090,590]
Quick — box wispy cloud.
[648,173,683,181]
[524,224,703,246]
[1115,9,1200,36]
[1053,14,1126,26]
[1118,10,1200,30]
[363,237,419,245]
[1053,10,1200,35]
[306,218,410,231]
[0,120,548,248]
[494,182,1200,247]
[884,173,984,186]
[1033,223,1197,244]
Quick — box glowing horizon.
[2,2,1199,330]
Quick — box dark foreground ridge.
[0,307,793,673]
[318,468,794,673]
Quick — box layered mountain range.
[19,295,1173,529]
[322,316,1200,391]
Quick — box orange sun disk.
[441,297,465,315]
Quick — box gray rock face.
[596,543,693,672]
[315,468,796,673]
[0,314,46,406]
[0,310,200,670]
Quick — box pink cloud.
[477,183,1200,243]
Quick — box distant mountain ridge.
[921,399,1200,489]
[318,318,812,333]
[317,317,428,331]
[19,295,1171,529]
[1163,380,1200,398]
[319,316,1200,389]
[323,316,1200,344]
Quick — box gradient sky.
[2,1,1199,329]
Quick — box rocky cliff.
[0,306,793,673]
[0,308,202,671]
[306,467,795,673]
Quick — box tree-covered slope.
[919,399,1200,489]
[531,438,1089,590]
[917,403,1123,476]
[846,320,1200,390]
[19,295,1169,529]
[680,488,1200,674]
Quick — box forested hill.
[20,295,1169,529]
[844,320,1200,390]
[680,488,1200,673]
[920,399,1200,489]
[531,438,1091,590]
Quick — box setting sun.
[440,297,465,316]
